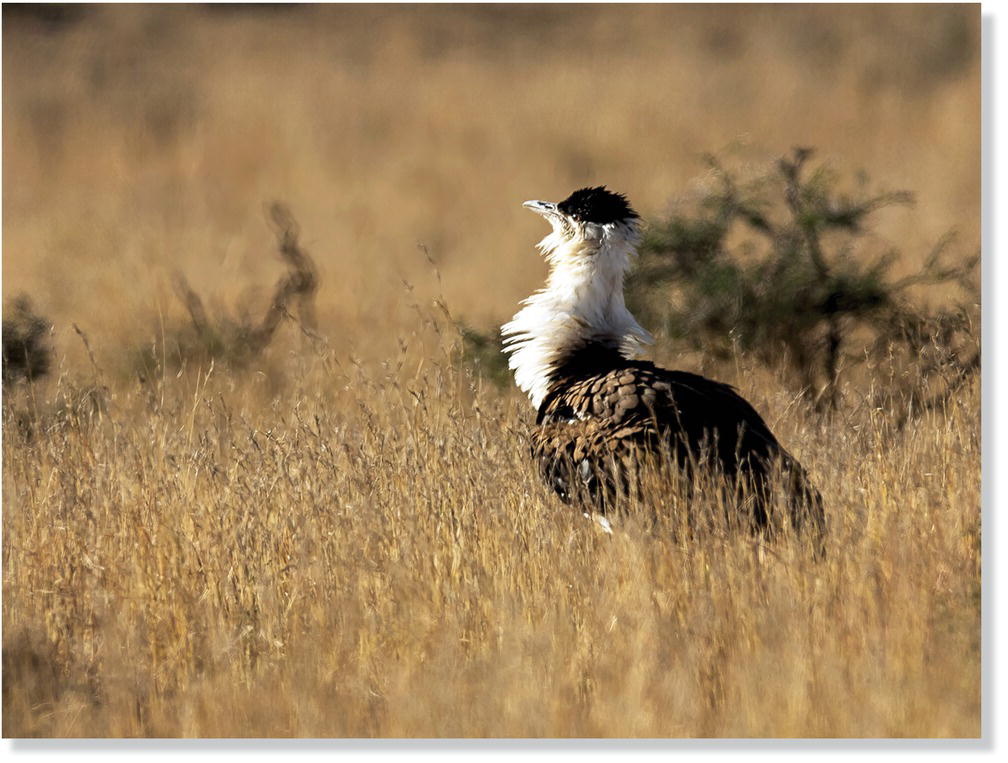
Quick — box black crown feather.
[557,186,639,225]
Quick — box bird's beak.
[523,200,559,218]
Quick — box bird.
[501,186,824,539]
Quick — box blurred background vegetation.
[2,3,979,401]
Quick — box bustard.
[502,186,824,539]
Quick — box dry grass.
[1,338,980,737]
[2,5,980,738]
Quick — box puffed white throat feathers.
[501,219,653,409]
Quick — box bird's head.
[522,186,641,268]
[503,186,652,407]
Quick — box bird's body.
[502,187,823,536]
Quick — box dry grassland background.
[2,4,980,737]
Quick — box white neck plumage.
[501,219,653,409]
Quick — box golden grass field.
[2,4,980,737]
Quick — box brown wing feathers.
[532,357,823,533]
